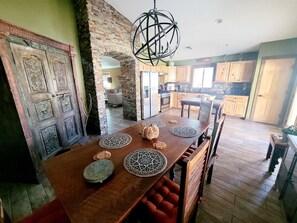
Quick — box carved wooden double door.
[10,43,83,159]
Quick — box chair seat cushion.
[138,176,179,223]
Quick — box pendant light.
[131,0,180,66]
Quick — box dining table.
[180,98,225,125]
[42,114,209,223]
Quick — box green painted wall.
[0,0,85,100]
[173,52,258,66]
[246,38,297,119]
[0,0,85,181]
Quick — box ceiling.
[105,0,297,62]
[101,56,120,69]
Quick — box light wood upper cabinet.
[166,66,176,82]
[176,66,191,82]
[139,64,169,74]
[139,63,152,72]
[215,62,230,82]
[228,62,242,82]
[241,60,256,82]
[215,61,255,82]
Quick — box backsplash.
[163,82,251,96]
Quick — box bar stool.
[266,134,288,172]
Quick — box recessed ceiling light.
[214,18,223,24]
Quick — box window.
[192,67,214,88]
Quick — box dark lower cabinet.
[277,135,297,222]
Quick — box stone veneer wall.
[74,0,141,135]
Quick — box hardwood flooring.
[0,107,287,222]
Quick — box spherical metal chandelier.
[131,0,180,66]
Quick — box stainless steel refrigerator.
[141,71,159,119]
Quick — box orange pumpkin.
[141,124,159,140]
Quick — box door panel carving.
[34,100,53,121]
[52,60,68,90]
[23,56,47,92]
[10,42,83,159]
[41,125,61,155]
[61,95,72,113]
[65,116,78,141]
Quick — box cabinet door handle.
[258,95,263,97]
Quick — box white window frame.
[192,66,214,88]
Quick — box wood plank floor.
[164,107,286,223]
[0,106,287,222]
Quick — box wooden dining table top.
[43,114,209,223]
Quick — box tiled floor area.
[0,107,287,222]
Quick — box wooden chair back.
[206,114,226,183]
[178,138,211,223]
[198,100,213,123]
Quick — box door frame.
[0,20,87,178]
[251,55,297,126]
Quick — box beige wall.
[102,67,121,89]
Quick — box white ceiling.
[101,56,120,69]
[105,0,297,62]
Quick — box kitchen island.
[180,98,225,125]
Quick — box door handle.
[56,93,66,98]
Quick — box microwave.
[167,83,175,91]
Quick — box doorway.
[252,58,296,125]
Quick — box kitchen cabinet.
[139,63,152,72]
[170,92,207,111]
[176,66,191,82]
[170,92,178,108]
[215,62,230,82]
[228,62,241,82]
[177,92,188,108]
[241,60,256,82]
[166,66,176,82]
[277,135,297,223]
[215,61,255,82]
[187,93,204,111]
[223,95,248,117]
[140,64,169,74]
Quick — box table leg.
[181,104,184,117]
[188,105,191,118]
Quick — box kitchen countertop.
[167,91,249,98]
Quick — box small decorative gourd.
[141,124,159,140]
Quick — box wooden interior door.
[10,43,82,159]
[253,58,295,124]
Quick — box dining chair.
[19,199,70,223]
[195,99,214,145]
[170,114,226,186]
[135,138,211,223]
[198,99,214,123]
[206,113,226,183]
